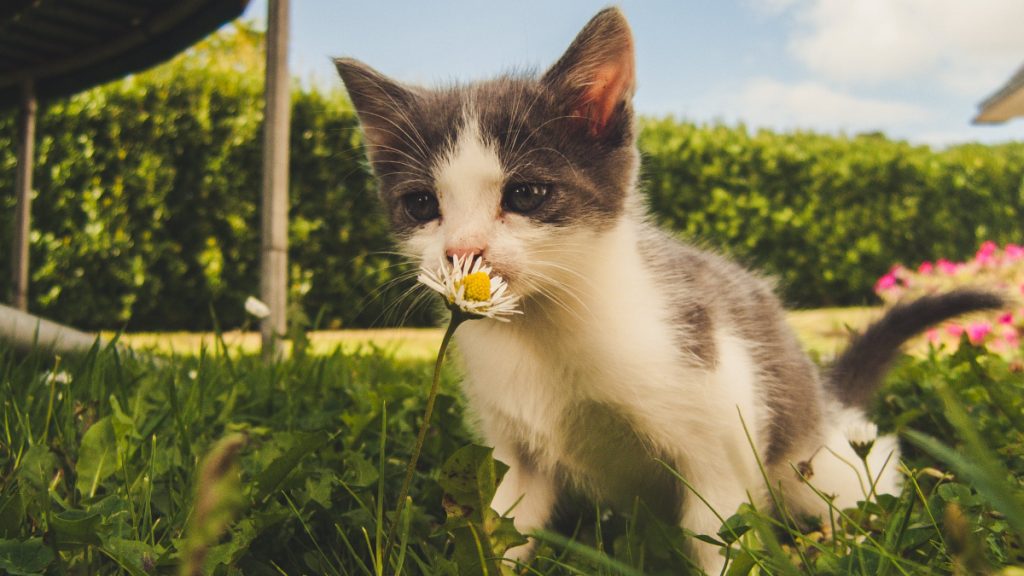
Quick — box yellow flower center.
[460,271,491,302]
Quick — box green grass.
[107,328,445,361]
[2,321,1023,575]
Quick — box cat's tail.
[826,289,1005,408]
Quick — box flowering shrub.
[874,241,1024,356]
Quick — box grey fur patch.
[673,303,716,369]
[515,440,540,476]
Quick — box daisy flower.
[417,255,521,321]
[46,370,72,385]
[846,421,878,461]
[389,255,521,549]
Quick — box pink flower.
[917,261,934,274]
[998,312,1014,326]
[947,324,965,337]
[967,322,992,344]
[1006,244,1024,261]
[1003,327,1020,349]
[874,272,898,293]
[1003,326,1020,348]
[937,258,959,275]
[926,329,941,343]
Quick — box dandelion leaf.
[0,538,54,576]
[76,417,118,499]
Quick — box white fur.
[779,404,902,519]
[432,113,504,253]
[404,111,900,573]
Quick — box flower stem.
[384,311,464,559]
[861,456,878,504]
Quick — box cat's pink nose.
[445,246,485,262]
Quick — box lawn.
[3,309,1023,575]
[109,307,881,360]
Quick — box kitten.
[335,8,1002,572]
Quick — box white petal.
[418,274,447,295]
[245,296,272,319]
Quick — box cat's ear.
[542,7,636,138]
[334,58,417,155]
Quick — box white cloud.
[914,123,1024,148]
[780,0,1024,95]
[732,78,932,133]
[745,0,801,13]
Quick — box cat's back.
[637,223,791,350]
[638,223,825,461]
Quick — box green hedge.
[640,122,1024,306]
[0,27,414,331]
[2,26,1022,330]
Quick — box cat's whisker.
[507,113,581,169]
[360,88,433,158]
[531,260,593,287]
[352,260,420,285]
[376,92,433,161]
[538,278,594,318]
[366,249,417,260]
[518,269,593,324]
[372,170,433,186]
[502,81,527,152]
[360,270,422,305]
[358,109,432,162]
[505,83,547,164]
[371,281,432,328]
[508,80,552,151]
[316,146,373,164]
[369,157,429,177]
[523,248,598,277]
[394,287,436,328]
[519,146,581,180]
[365,142,432,171]
[523,281,588,325]
[352,259,422,308]
[358,280,416,320]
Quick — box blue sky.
[243,0,1024,147]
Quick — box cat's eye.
[502,183,550,214]
[401,191,440,222]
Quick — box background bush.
[640,122,1024,307]
[2,25,1022,330]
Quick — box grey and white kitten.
[335,8,1001,572]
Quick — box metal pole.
[11,79,36,311]
[0,303,101,355]
[260,0,291,360]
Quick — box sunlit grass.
[105,327,444,359]
[108,309,882,360]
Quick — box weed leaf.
[0,538,54,575]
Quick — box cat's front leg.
[490,446,557,566]
[679,467,757,575]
